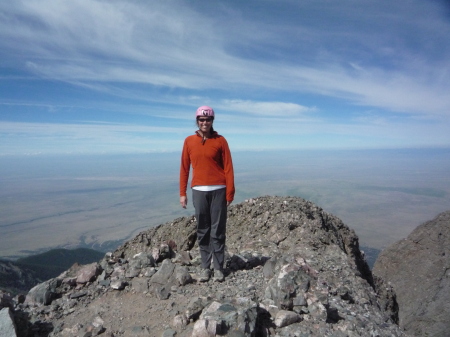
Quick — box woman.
[179,106,235,282]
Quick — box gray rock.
[199,299,258,336]
[274,310,301,328]
[152,247,161,263]
[129,325,151,336]
[373,274,398,323]
[98,279,110,287]
[172,314,189,329]
[159,242,173,261]
[76,263,102,284]
[161,328,177,337]
[62,276,77,287]
[373,210,450,337]
[110,265,126,280]
[228,254,248,271]
[186,297,210,320]
[126,252,156,278]
[153,285,170,300]
[25,278,60,306]
[191,318,219,337]
[175,265,192,286]
[125,267,141,278]
[141,267,157,278]
[69,290,88,299]
[132,252,156,268]
[150,259,176,286]
[132,277,149,293]
[264,256,311,310]
[262,257,277,279]
[172,251,192,265]
[110,279,126,290]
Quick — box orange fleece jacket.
[180,131,235,202]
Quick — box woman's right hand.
[180,196,188,209]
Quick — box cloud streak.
[1,0,450,153]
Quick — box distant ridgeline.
[0,248,104,296]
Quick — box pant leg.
[192,189,213,269]
[192,188,227,270]
[209,188,227,271]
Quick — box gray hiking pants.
[192,188,227,271]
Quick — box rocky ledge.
[1,196,404,336]
[373,210,450,337]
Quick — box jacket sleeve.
[221,137,235,202]
[179,139,191,197]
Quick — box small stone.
[110,280,126,290]
[274,310,301,328]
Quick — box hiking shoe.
[213,269,224,282]
[199,268,211,282]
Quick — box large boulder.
[76,262,102,284]
[195,299,258,336]
[373,210,450,337]
[25,278,61,306]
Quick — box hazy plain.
[1,148,450,259]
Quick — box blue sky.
[1,0,450,155]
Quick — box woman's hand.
[180,196,188,209]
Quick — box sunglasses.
[197,118,212,122]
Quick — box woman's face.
[197,117,213,134]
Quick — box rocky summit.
[1,196,405,336]
[373,210,450,337]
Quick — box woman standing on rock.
[179,106,235,282]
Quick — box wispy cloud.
[0,121,184,155]
[220,100,316,117]
[1,0,450,153]
[2,1,449,110]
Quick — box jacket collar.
[195,130,218,138]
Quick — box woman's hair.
[196,117,215,134]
